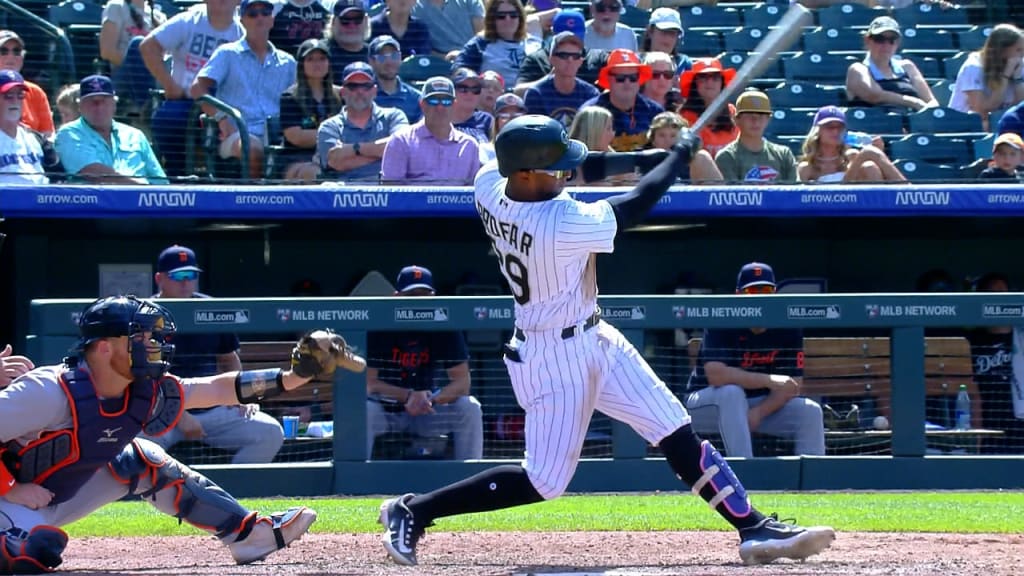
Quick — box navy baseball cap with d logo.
[396,265,434,293]
[736,262,776,291]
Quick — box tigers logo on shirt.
[744,165,779,181]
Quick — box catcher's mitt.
[291,329,367,378]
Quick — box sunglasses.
[2,90,24,100]
[535,168,573,179]
[167,270,199,282]
[373,51,402,62]
[0,47,22,56]
[741,285,776,294]
[343,82,375,91]
[456,84,482,94]
[871,34,899,44]
[338,15,364,26]
[593,3,621,13]
[611,73,639,83]
[552,51,584,60]
[650,70,674,80]
[494,10,519,19]
[497,111,524,120]
[425,96,454,107]
[244,6,273,17]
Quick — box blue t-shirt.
[370,12,433,57]
[687,328,804,398]
[581,91,664,151]
[367,331,470,391]
[375,78,423,124]
[454,110,493,144]
[524,76,600,127]
[997,100,1024,138]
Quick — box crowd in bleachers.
[0,0,1022,184]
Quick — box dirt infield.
[63,531,1021,576]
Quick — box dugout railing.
[26,294,1024,496]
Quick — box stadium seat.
[720,51,783,83]
[906,107,984,134]
[894,159,962,182]
[845,107,905,136]
[743,2,785,30]
[900,28,956,54]
[955,26,991,53]
[817,3,883,30]
[944,51,971,82]
[399,54,451,83]
[722,27,770,54]
[893,3,969,28]
[912,57,943,83]
[49,0,103,26]
[890,133,970,165]
[783,52,855,84]
[764,108,814,138]
[972,133,994,161]
[765,82,842,109]
[683,5,742,30]
[620,5,650,29]
[803,27,864,54]
[929,79,955,103]
[682,31,723,59]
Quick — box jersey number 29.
[494,245,530,305]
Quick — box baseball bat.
[690,3,814,134]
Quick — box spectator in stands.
[191,0,297,180]
[514,10,607,92]
[278,39,341,181]
[479,70,505,115]
[381,76,481,183]
[569,105,631,185]
[450,67,493,143]
[55,75,167,184]
[366,265,483,461]
[327,0,372,80]
[100,0,167,111]
[317,62,409,181]
[844,16,939,112]
[141,244,285,464]
[268,0,331,57]
[371,0,433,57]
[453,0,542,83]
[523,30,599,126]
[480,91,525,161]
[640,51,682,113]
[997,99,1024,137]
[414,0,485,59]
[371,35,423,124]
[797,105,906,184]
[679,57,738,158]
[685,262,826,459]
[585,0,636,52]
[978,132,1023,182]
[639,7,692,75]
[583,49,663,152]
[950,23,1024,131]
[968,272,1024,453]
[715,90,797,183]
[0,31,54,137]
[141,0,244,178]
[56,84,80,127]
[0,71,47,184]
[645,111,722,183]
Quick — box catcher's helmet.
[76,295,176,380]
[495,114,588,177]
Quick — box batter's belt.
[513,311,601,342]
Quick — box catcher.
[0,295,364,573]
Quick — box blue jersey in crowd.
[687,328,804,398]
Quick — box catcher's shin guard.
[108,439,257,540]
[0,526,68,574]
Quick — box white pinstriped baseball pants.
[505,320,690,499]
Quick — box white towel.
[1011,328,1024,419]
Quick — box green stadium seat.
[765,81,842,109]
[890,133,970,165]
[764,108,813,138]
[906,106,984,135]
[943,52,970,82]
[955,26,991,53]
[742,3,785,30]
[893,3,969,28]
[803,26,865,54]
[972,133,994,161]
[912,57,943,82]
[845,107,905,136]
[894,159,962,182]
[783,52,855,84]
[682,30,723,59]
[399,54,451,83]
[901,28,956,55]
[682,4,741,30]
[817,3,884,30]
[619,5,650,29]
[722,27,771,53]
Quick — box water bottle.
[954,385,971,430]
[844,130,874,148]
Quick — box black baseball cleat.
[379,493,429,566]
[738,513,836,565]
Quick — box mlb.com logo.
[395,308,449,322]
[474,307,512,320]
[277,309,292,322]
[672,306,687,319]
[603,306,646,321]
[865,305,880,318]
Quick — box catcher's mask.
[75,295,177,380]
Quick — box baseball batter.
[380,116,835,566]
[0,296,357,573]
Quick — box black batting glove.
[672,128,702,166]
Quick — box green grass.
[65,492,1024,537]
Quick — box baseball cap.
[0,30,23,48]
[678,57,736,98]
[866,16,901,37]
[158,245,202,274]
[79,74,116,100]
[333,0,364,17]
[396,265,434,293]
[341,61,375,83]
[813,105,846,126]
[648,7,682,32]
[735,90,771,115]
[549,31,585,57]
[296,38,330,60]
[369,35,401,55]
[0,70,24,94]
[421,76,455,99]
[239,0,273,11]
[552,10,585,39]
[494,92,525,113]
[481,70,505,90]
[736,262,776,291]
[597,49,651,89]
[994,132,1024,151]
[451,67,480,86]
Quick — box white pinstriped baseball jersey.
[474,161,617,331]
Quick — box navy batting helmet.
[76,295,176,380]
[494,114,588,177]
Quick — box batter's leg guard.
[0,526,68,574]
